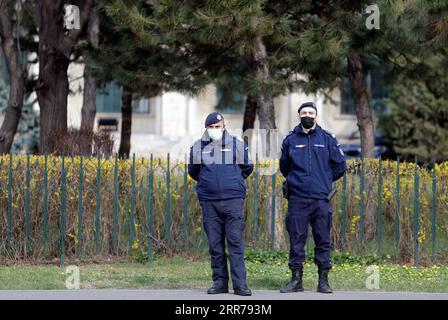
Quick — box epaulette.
[191,138,203,148]
[234,136,250,152]
[322,129,336,139]
[282,130,294,141]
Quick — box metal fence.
[0,153,447,266]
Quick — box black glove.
[282,180,289,199]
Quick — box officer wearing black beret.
[188,112,254,296]
[279,102,347,294]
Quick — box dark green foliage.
[376,0,448,164]
[245,249,289,264]
[101,0,313,98]
[244,249,390,266]
[378,57,448,164]
[331,253,390,266]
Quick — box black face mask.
[300,116,315,129]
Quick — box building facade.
[66,63,367,159]
[0,57,388,158]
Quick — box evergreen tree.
[91,0,210,157]
[103,0,299,156]
[378,64,448,163]
[276,1,402,158]
[101,0,446,162]
[377,1,448,164]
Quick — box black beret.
[298,102,317,114]
[205,112,224,127]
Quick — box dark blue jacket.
[188,129,254,201]
[280,124,347,200]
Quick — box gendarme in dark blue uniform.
[279,102,347,294]
[280,124,346,200]
[188,112,253,296]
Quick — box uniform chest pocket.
[312,143,330,163]
[289,145,309,171]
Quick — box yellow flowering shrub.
[0,155,446,261]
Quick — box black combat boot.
[317,269,333,293]
[280,266,304,293]
[207,282,229,294]
[234,285,252,296]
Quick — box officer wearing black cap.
[188,112,254,296]
[279,102,346,294]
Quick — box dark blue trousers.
[285,196,333,270]
[199,198,247,289]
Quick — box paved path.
[0,289,447,300]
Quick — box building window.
[132,97,150,114]
[340,66,390,115]
[370,66,390,114]
[340,77,356,115]
[96,82,150,114]
[215,85,246,114]
[96,81,122,113]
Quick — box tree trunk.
[253,35,276,158]
[348,53,376,242]
[118,88,132,158]
[347,53,375,159]
[80,9,100,155]
[36,0,95,155]
[0,1,27,154]
[242,94,257,145]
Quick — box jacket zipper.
[308,135,311,174]
[215,148,221,199]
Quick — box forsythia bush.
[0,154,446,262]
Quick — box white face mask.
[207,128,223,141]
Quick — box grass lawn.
[0,254,447,292]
